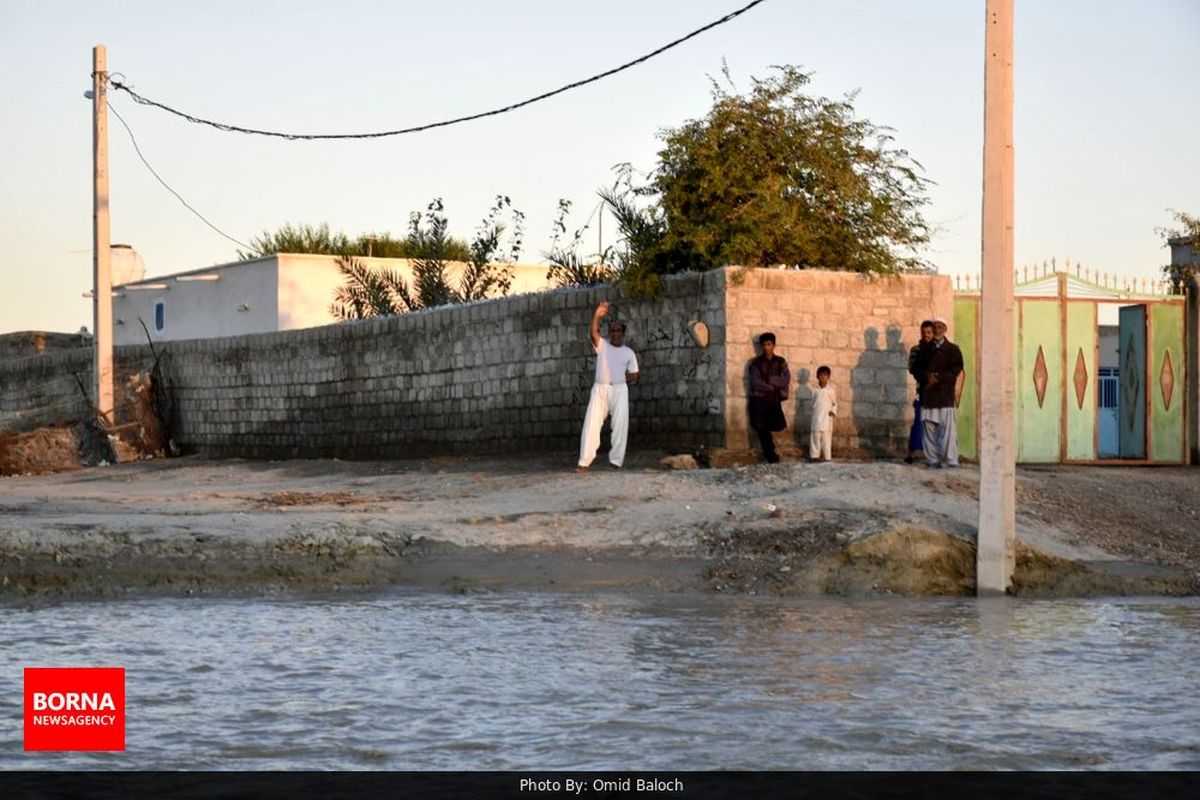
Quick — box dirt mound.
[1,371,169,477]
[0,428,82,476]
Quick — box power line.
[107,101,252,251]
[107,0,767,141]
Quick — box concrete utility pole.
[92,44,114,423]
[977,0,1016,595]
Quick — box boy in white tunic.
[810,365,837,461]
[577,302,639,471]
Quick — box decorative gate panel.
[1149,303,1184,462]
[1064,302,1097,460]
[1018,300,1063,463]
[954,297,978,461]
[1118,305,1147,459]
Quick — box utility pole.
[92,44,114,424]
[977,0,1016,595]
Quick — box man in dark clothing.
[906,320,935,463]
[748,332,790,464]
[921,317,964,468]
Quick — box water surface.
[2,592,1197,770]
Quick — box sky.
[1,0,1197,334]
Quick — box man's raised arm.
[590,302,609,348]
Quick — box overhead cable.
[108,101,252,250]
[107,0,767,141]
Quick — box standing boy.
[810,365,837,461]
[577,301,639,472]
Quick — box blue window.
[154,300,165,332]
[1099,368,1118,409]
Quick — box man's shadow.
[849,325,910,458]
[789,368,813,454]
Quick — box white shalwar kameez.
[578,340,639,468]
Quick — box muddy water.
[2,593,1197,770]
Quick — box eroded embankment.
[701,520,1197,598]
[1,515,1194,604]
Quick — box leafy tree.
[330,197,525,319]
[543,199,614,288]
[1158,209,1200,293]
[237,222,354,260]
[329,257,412,319]
[352,232,472,261]
[458,196,525,301]
[608,65,933,284]
[237,222,471,261]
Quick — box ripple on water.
[0,594,1197,769]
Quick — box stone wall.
[0,272,726,459]
[2,268,953,462]
[0,331,92,364]
[164,273,725,459]
[722,268,952,461]
[0,345,159,434]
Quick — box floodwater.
[2,592,1198,770]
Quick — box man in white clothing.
[577,301,639,472]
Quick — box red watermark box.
[24,667,125,751]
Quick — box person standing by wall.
[748,332,790,463]
[810,365,837,461]
[577,302,639,472]
[921,317,964,468]
[906,320,935,463]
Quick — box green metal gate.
[954,274,1186,464]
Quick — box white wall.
[112,258,280,345]
[113,254,556,344]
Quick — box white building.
[109,253,556,345]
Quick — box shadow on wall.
[850,325,909,458]
[789,367,814,452]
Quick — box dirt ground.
[0,452,1196,602]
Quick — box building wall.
[1098,326,1118,368]
[723,269,952,460]
[112,258,280,345]
[121,272,723,459]
[4,268,951,461]
[113,254,557,346]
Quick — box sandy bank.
[1,454,1196,602]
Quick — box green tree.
[329,257,412,319]
[237,222,354,260]
[611,65,932,284]
[1158,209,1200,294]
[330,197,524,319]
[543,199,614,288]
[352,232,472,261]
[237,222,471,261]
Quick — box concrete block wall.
[0,348,95,433]
[721,268,953,460]
[3,267,955,462]
[0,331,93,364]
[146,271,726,459]
[0,344,160,433]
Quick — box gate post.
[1187,275,1199,465]
[977,0,1016,595]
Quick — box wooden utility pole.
[977,0,1016,594]
[92,44,114,423]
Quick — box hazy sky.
[1,0,1197,334]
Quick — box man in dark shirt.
[921,317,964,468]
[906,320,935,463]
[748,332,790,464]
